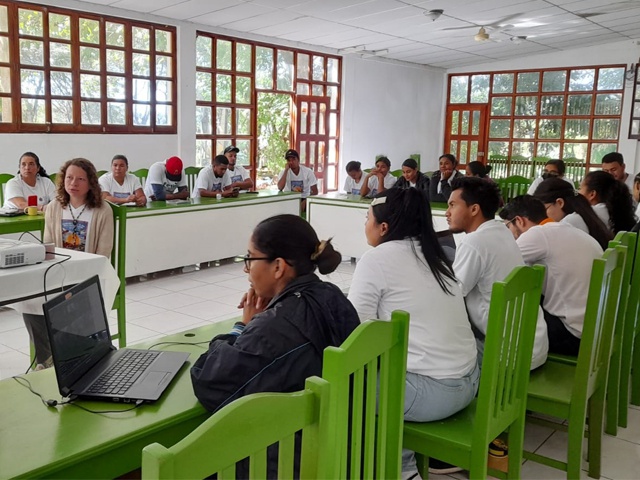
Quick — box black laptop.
[437,229,457,262]
[43,275,189,403]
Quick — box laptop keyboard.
[86,350,160,396]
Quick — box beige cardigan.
[44,199,114,258]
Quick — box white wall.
[447,40,640,175]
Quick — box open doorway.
[256,92,292,190]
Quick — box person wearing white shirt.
[348,187,478,477]
[99,154,146,206]
[447,177,548,370]
[633,173,640,220]
[223,145,254,191]
[343,161,365,195]
[192,155,237,199]
[500,195,603,356]
[360,156,397,198]
[579,170,636,234]
[277,149,318,212]
[144,156,189,201]
[527,159,574,195]
[3,151,55,211]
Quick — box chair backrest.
[185,166,202,193]
[390,169,402,178]
[609,232,636,339]
[531,156,550,178]
[473,265,545,448]
[141,376,331,479]
[488,154,508,179]
[321,311,410,479]
[562,157,586,184]
[96,170,107,178]
[0,173,15,206]
[496,175,532,203]
[131,168,149,187]
[108,202,127,347]
[509,155,530,178]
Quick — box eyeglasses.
[237,254,272,269]
[544,202,555,211]
[503,218,515,228]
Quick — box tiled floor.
[1,258,639,479]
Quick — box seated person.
[392,158,429,192]
[465,161,492,178]
[447,177,548,369]
[192,155,237,199]
[3,151,55,211]
[277,149,318,211]
[429,154,463,203]
[499,195,603,356]
[223,145,254,191]
[343,160,365,195]
[527,159,573,195]
[144,156,189,201]
[602,152,635,192]
[579,170,636,234]
[348,188,478,478]
[633,173,640,220]
[360,156,396,197]
[534,177,612,250]
[99,154,146,206]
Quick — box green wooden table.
[0,214,45,238]
[0,319,236,479]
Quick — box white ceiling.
[74,0,640,68]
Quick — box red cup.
[28,195,38,207]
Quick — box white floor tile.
[188,270,241,284]
[178,300,241,321]
[0,327,30,355]
[0,350,31,379]
[140,291,207,310]
[524,422,556,453]
[129,310,204,334]
[125,284,170,301]
[140,276,207,292]
[520,459,593,479]
[212,276,250,292]
[0,308,24,333]
[616,407,640,444]
[122,323,165,344]
[599,435,640,479]
[182,284,245,302]
[116,301,166,321]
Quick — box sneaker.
[428,459,463,475]
[487,438,509,473]
[401,469,423,480]
[34,356,53,371]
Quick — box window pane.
[538,119,561,139]
[327,85,338,109]
[567,94,592,115]
[489,119,510,138]
[450,76,468,103]
[564,119,590,139]
[0,37,9,62]
[459,141,468,163]
[196,36,212,68]
[216,107,231,134]
[0,98,13,122]
[106,22,125,47]
[514,96,537,115]
[156,80,171,102]
[492,73,513,93]
[472,110,480,135]
[80,46,100,71]
[107,75,125,99]
[50,42,71,68]
[21,98,45,123]
[196,139,212,167]
[536,142,560,158]
[513,119,535,138]
[0,66,11,92]
[542,70,566,92]
[217,39,231,69]
[132,53,150,76]
[79,18,100,44]
[196,106,211,134]
[236,76,251,104]
[20,69,45,95]
[512,142,533,157]
[156,30,172,53]
[451,111,459,134]
[569,69,595,91]
[297,82,309,95]
[327,57,338,83]
[461,111,469,134]
[255,47,273,89]
[105,49,125,73]
[517,72,539,93]
[277,50,294,91]
[329,112,337,137]
[595,93,622,115]
[216,139,231,157]
[20,39,43,66]
[51,71,72,96]
[51,99,73,123]
[592,119,619,139]
[597,67,624,90]
[491,97,512,116]
[236,139,250,165]
[312,84,323,96]
[133,104,150,126]
[216,74,231,102]
[470,74,489,103]
[107,102,125,124]
[196,72,211,101]
[237,108,251,135]
[488,141,508,156]
[132,27,150,51]
[0,6,7,32]
[236,43,251,72]
[590,143,617,163]
[563,143,587,161]
[540,95,564,116]
[156,55,172,77]
[312,55,324,81]
[133,78,150,101]
[49,13,70,40]
[156,105,172,126]
[19,9,43,36]
[631,120,640,137]
[80,74,100,98]
[297,53,309,79]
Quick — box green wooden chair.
[96,169,107,177]
[404,265,545,480]
[108,202,127,347]
[509,154,530,178]
[132,168,149,187]
[562,157,586,184]
[48,173,58,187]
[488,154,508,179]
[495,175,532,203]
[141,376,332,479]
[185,166,202,194]
[627,232,640,409]
[391,169,402,178]
[525,246,626,479]
[322,311,410,479]
[0,173,14,206]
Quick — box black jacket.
[190,273,360,413]
[429,170,464,203]
[393,171,430,193]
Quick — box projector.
[0,239,46,268]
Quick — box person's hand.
[135,196,146,207]
[240,287,271,325]
[127,194,136,203]
[441,168,454,181]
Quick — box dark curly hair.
[56,158,103,209]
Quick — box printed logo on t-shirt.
[291,180,304,193]
[351,188,361,195]
[163,181,180,193]
[231,174,242,183]
[370,188,378,197]
[62,219,88,252]
[113,192,130,199]
[211,182,222,192]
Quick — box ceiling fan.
[440,13,523,42]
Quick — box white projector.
[0,239,46,268]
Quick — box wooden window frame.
[630,60,640,139]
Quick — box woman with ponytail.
[579,170,636,233]
[348,188,479,477]
[3,151,55,211]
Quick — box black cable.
[145,340,210,350]
[43,252,72,302]
[18,231,43,243]
[24,356,37,375]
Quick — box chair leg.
[587,389,605,479]
[619,336,633,427]
[606,348,620,436]
[632,334,640,406]
[415,453,428,480]
[507,421,525,480]
[567,405,588,480]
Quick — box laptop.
[43,275,189,403]
[436,229,457,263]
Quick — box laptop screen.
[436,229,456,263]
[43,275,113,394]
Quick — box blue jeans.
[402,362,480,473]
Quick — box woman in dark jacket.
[393,158,430,193]
[429,154,464,203]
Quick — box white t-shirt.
[562,212,589,234]
[365,173,397,197]
[592,203,611,231]
[344,175,365,195]
[278,165,317,198]
[527,175,575,195]
[453,219,548,369]
[517,222,603,337]
[3,175,56,209]
[144,161,188,199]
[348,239,477,379]
[99,173,142,199]
[192,165,232,199]
[61,204,94,253]
[226,164,250,185]
[635,203,640,220]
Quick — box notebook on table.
[43,275,189,403]
[0,207,25,217]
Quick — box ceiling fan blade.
[440,24,480,31]
[483,13,524,29]
[487,23,514,33]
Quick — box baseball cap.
[224,145,240,154]
[165,156,183,181]
[284,149,299,160]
